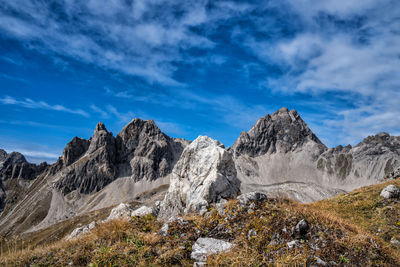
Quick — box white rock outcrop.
[158,136,240,219]
[67,221,96,239]
[380,185,400,199]
[131,206,153,217]
[191,237,234,263]
[107,203,133,221]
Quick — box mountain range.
[1,107,399,238]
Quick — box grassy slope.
[0,179,399,266]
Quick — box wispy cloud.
[0,95,89,117]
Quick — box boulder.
[107,203,133,221]
[158,136,240,219]
[237,192,267,206]
[67,221,96,239]
[295,219,310,236]
[380,185,400,199]
[131,206,153,217]
[191,237,234,263]
[287,240,302,249]
[160,223,169,236]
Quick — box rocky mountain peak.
[87,122,115,155]
[358,132,399,146]
[233,108,326,157]
[116,118,186,181]
[95,121,107,132]
[2,152,27,166]
[62,137,90,166]
[0,149,7,163]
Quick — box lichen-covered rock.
[380,185,400,199]
[67,221,96,239]
[237,192,267,206]
[107,203,133,221]
[131,206,153,217]
[191,237,234,263]
[158,136,240,219]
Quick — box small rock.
[160,223,169,236]
[380,185,400,199]
[177,218,189,226]
[88,221,96,230]
[390,237,400,246]
[287,240,301,249]
[237,192,267,206]
[314,256,328,266]
[295,219,310,236]
[216,199,227,216]
[191,238,234,263]
[153,201,162,216]
[248,229,257,240]
[107,203,132,221]
[67,221,97,239]
[268,239,279,246]
[131,206,153,217]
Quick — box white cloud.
[0,95,90,117]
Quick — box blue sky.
[0,0,399,163]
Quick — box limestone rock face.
[159,136,240,219]
[116,119,187,181]
[62,137,90,166]
[54,122,117,194]
[317,132,400,189]
[0,151,47,181]
[0,149,7,163]
[0,182,5,212]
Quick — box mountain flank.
[0,107,399,246]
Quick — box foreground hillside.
[1,178,399,266]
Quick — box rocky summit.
[0,108,400,265]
